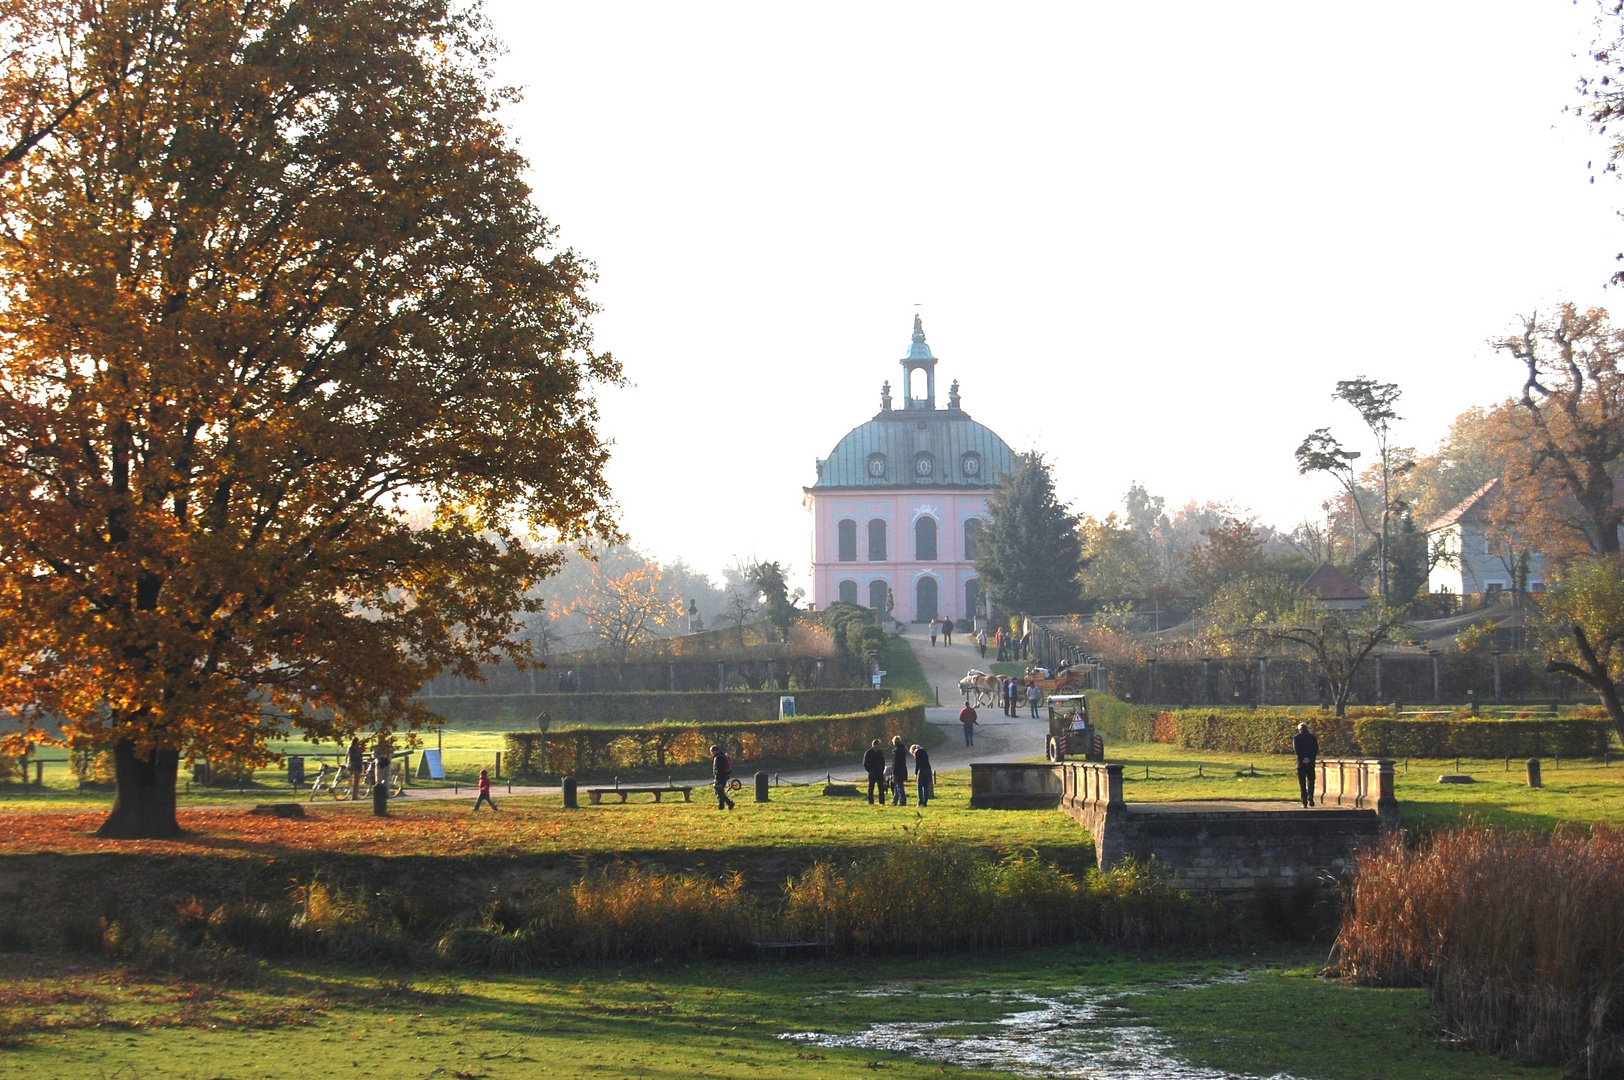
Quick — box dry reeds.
[1338,827,1624,1076]
[781,836,1216,954]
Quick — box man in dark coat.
[890,736,908,806]
[711,743,735,811]
[863,739,887,805]
[1293,722,1320,808]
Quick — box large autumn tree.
[0,0,619,837]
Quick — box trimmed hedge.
[422,689,891,730]
[504,698,927,778]
[1086,694,1617,759]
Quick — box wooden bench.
[585,785,695,805]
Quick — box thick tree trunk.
[95,740,182,839]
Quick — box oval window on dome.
[914,453,934,480]
[961,452,982,479]
[867,453,887,479]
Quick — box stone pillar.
[1370,759,1399,830]
[1104,762,1125,808]
[1527,758,1542,788]
[562,775,578,809]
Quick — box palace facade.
[804,317,1016,623]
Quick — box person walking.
[711,743,736,811]
[473,767,497,812]
[941,617,953,647]
[345,736,365,800]
[1027,681,1042,719]
[959,702,977,746]
[911,745,933,807]
[930,622,938,648]
[994,627,1004,660]
[890,735,909,806]
[863,739,887,805]
[976,627,988,658]
[1293,722,1320,808]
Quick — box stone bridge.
[970,758,1399,893]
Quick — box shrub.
[516,698,928,777]
[1339,828,1624,1073]
[1087,695,1614,759]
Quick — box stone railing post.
[1104,762,1125,808]
[1317,757,1329,805]
[1370,759,1399,830]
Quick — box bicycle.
[308,763,346,801]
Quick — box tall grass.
[780,835,1218,954]
[436,864,757,967]
[1338,827,1624,1076]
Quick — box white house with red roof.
[1425,479,1547,599]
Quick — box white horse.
[958,669,999,708]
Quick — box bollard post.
[562,774,578,809]
[755,771,769,803]
[372,782,388,816]
[1526,758,1542,789]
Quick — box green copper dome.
[811,318,1015,489]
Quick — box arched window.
[838,579,858,605]
[965,578,982,622]
[836,518,857,562]
[963,518,983,561]
[868,579,890,612]
[915,576,939,622]
[915,516,938,561]
[867,518,887,561]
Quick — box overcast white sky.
[482,1,1622,588]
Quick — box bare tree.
[1296,379,1412,601]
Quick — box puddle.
[779,978,1301,1080]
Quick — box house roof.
[1299,562,1368,602]
[1426,479,1501,531]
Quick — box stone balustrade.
[1317,758,1400,829]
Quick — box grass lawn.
[0,947,1561,1080]
[0,770,1091,865]
[1066,739,1624,829]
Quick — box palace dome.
[810,317,1015,490]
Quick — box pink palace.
[804,317,1016,624]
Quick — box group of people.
[928,617,954,647]
[993,624,1032,663]
[861,736,932,806]
[989,677,1041,718]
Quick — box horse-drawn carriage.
[1045,694,1104,763]
[957,669,1001,708]
[1024,663,1090,695]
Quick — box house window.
[836,519,857,562]
[915,516,938,561]
[963,518,983,561]
[867,519,887,561]
[868,579,890,611]
[838,579,858,605]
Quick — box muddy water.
[779,980,1301,1080]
